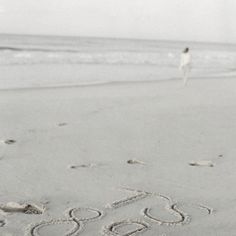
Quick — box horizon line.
[0,32,235,46]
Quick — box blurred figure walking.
[179,47,192,86]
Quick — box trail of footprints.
[7,188,213,236]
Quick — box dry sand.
[0,78,236,235]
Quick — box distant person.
[179,47,192,86]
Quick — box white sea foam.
[14,53,32,58]
[0,35,235,70]
[0,34,235,89]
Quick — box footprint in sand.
[58,123,67,127]
[127,159,145,165]
[5,139,16,145]
[188,160,214,167]
[0,139,16,145]
[68,163,98,169]
[68,163,97,169]
[27,207,103,236]
[0,219,6,227]
[0,202,44,215]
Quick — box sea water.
[0,34,235,89]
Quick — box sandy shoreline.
[0,78,236,235]
[1,63,236,91]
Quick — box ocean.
[0,34,236,89]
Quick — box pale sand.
[0,78,236,235]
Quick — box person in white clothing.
[179,47,192,86]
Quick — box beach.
[1,77,236,235]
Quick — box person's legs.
[183,69,188,86]
[182,66,189,86]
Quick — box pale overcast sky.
[0,0,235,43]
